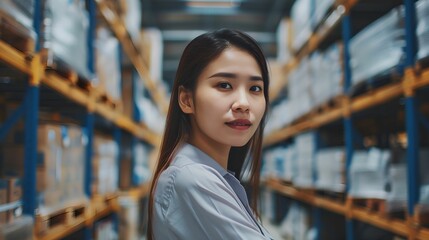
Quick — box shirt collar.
[176,143,229,177]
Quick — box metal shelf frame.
[264,0,429,239]
[0,0,156,239]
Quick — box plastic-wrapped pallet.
[118,196,140,240]
[95,27,122,101]
[314,147,345,192]
[312,0,335,29]
[123,0,141,44]
[0,216,33,240]
[417,0,429,60]
[134,74,166,134]
[43,0,90,79]
[290,0,312,51]
[262,146,295,182]
[279,202,311,240]
[349,148,391,199]
[0,0,34,35]
[386,163,407,212]
[310,43,343,107]
[288,57,313,120]
[133,142,152,185]
[419,150,429,204]
[140,28,164,82]
[349,6,405,86]
[276,17,293,63]
[264,99,290,135]
[95,218,117,240]
[293,132,315,188]
[93,135,119,195]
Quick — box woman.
[148,29,272,239]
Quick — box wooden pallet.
[35,203,88,236]
[414,204,429,227]
[350,197,406,218]
[316,189,346,202]
[41,52,123,111]
[310,95,345,116]
[0,10,35,54]
[349,67,403,98]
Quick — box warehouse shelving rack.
[264,0,429,239]
[0,0,159,239]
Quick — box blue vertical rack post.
[132,70,140,187]
[21,0,42,217]
[341,13,355,240]
[403,0,420,218]
[84,0,96,239]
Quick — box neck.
[188,137,230,169]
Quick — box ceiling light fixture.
[185,0,242,8]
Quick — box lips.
[225,119,252,130]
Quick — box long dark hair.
[147,29,270,239]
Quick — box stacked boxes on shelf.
[0,178,22,224]
[92,135,119,195]
[42,0,90,79]
[349,6,405,87]
[118,196,140,240]
[0,116,88,215]
[262,146,295,182]
[417,0,429,60]
[95,27,122,102]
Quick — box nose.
[232,88,250,113]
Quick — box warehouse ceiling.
[140,0,295,89]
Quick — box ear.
[178,86,194,114]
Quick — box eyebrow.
[208,72,263,81]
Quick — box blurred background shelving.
[1,0,429,239]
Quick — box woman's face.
[181,47,266,148]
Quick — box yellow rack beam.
[0,40,32,74]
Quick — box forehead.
[200,47,262,78]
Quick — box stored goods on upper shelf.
[121,0,141,45]
[95,27,122,101]
[417,0,429,61]
[290,0,336,52]
[134,72,166,134]
[42,0,91,79]
[140,28,164,82]
[0,0,34,34]
[290,0,312,52]
[92,134,119,195]
[276,18,293,63]
[265,42,342,135]
[0,0,36,52]
[350,6,405,87]
[312,0,336,30]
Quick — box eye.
[250,85,263,92]
[217,82,232,89]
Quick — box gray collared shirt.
[153,143,273,239]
